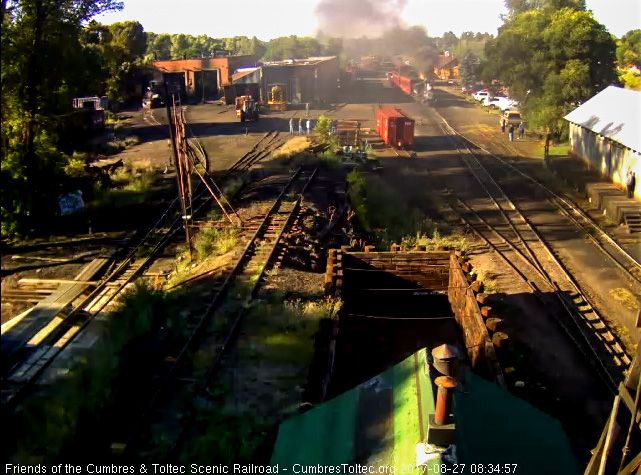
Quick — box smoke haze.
[315,0,409,38]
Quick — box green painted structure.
[270,349,580,475]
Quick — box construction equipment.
[236,96,259,122]
[266,85,287,111]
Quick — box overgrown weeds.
[272,136,311,158]
[90,161,157,208]
[194,227,239,261]
[347,170,468,250]
[7,280,179,464]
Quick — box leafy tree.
[617,29,641,68]
[170,33,190,59]
[442,31,458,49]
[313,115,332,142]
[321,37,343,57]
[486,7,617,136]
[1,0,122,237]
[261,35,324,61]
[461,31,475,41]
[145,32,172,61]
[618,69,641,90]
[460,51,480,85]
[504,0,585,17]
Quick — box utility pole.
[164,75,194,261]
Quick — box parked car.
[499,110,523,125]
[473,90,491,102]
[462,84,483,94]
[486,96,518,111]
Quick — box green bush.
[346,169,370,232]
[347,171,468,250]
[313,114,332,142]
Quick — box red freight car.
[376,107,415,149]
[388,73,413,95]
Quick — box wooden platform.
[1,258,109,364]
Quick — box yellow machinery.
[266,85,287,111]
[236,96,259,122]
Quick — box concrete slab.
[601,196,641,224]
[585,182,625,209]
[1,258,109,362]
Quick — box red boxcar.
[388,72,413,95]
[376,107,415,149]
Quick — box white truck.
[473,90,490,102]
[486,96,518,111]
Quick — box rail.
[118,167,317,457]
[435,118,630,394]
[1,125,286,412]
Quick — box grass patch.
[546,142,569,158]
[179,295,342,463]
[279,150,343,171]
[401,230,469,252]
[272,136,311,158]
[88,160,158,208]
[476,270,498,293]
[7,280,183,464]
[246,296,342,364]
[194,227,238,261]
[609,288,639,311]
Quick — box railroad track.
[1,126,287,411]
[475,131,641,284]
[428,118,632,394]
[114,167,317,459]
[392,148,412,158]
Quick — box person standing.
[508,124,515,142]
[518,121,524,140]
[501,118,506,134]
[544,133,552,158]
[627,170,636,199]
[306,102,310,117]
[298,118,303,135]
[306,118,312,134]
[289,117,294,135]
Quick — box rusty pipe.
[434,376,457,426]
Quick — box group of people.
[501,119,525,142]
[288,117,341,136]
[626,169,636,199]
[289,117,313,135]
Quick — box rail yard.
[2,55,640,474]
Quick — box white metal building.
[564,86,640,198]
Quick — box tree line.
[457,0,640,138]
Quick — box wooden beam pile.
[448,251,505,386]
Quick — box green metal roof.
[270,349,580,475]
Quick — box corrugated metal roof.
[262,56,337,67]
[231,68,257,82]
[270,349,580,474]
[564,86,641,153]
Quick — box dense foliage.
[1,0,124,238]
[460,51,480,86]
[484,0,619,137]
[617,29,641,68]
